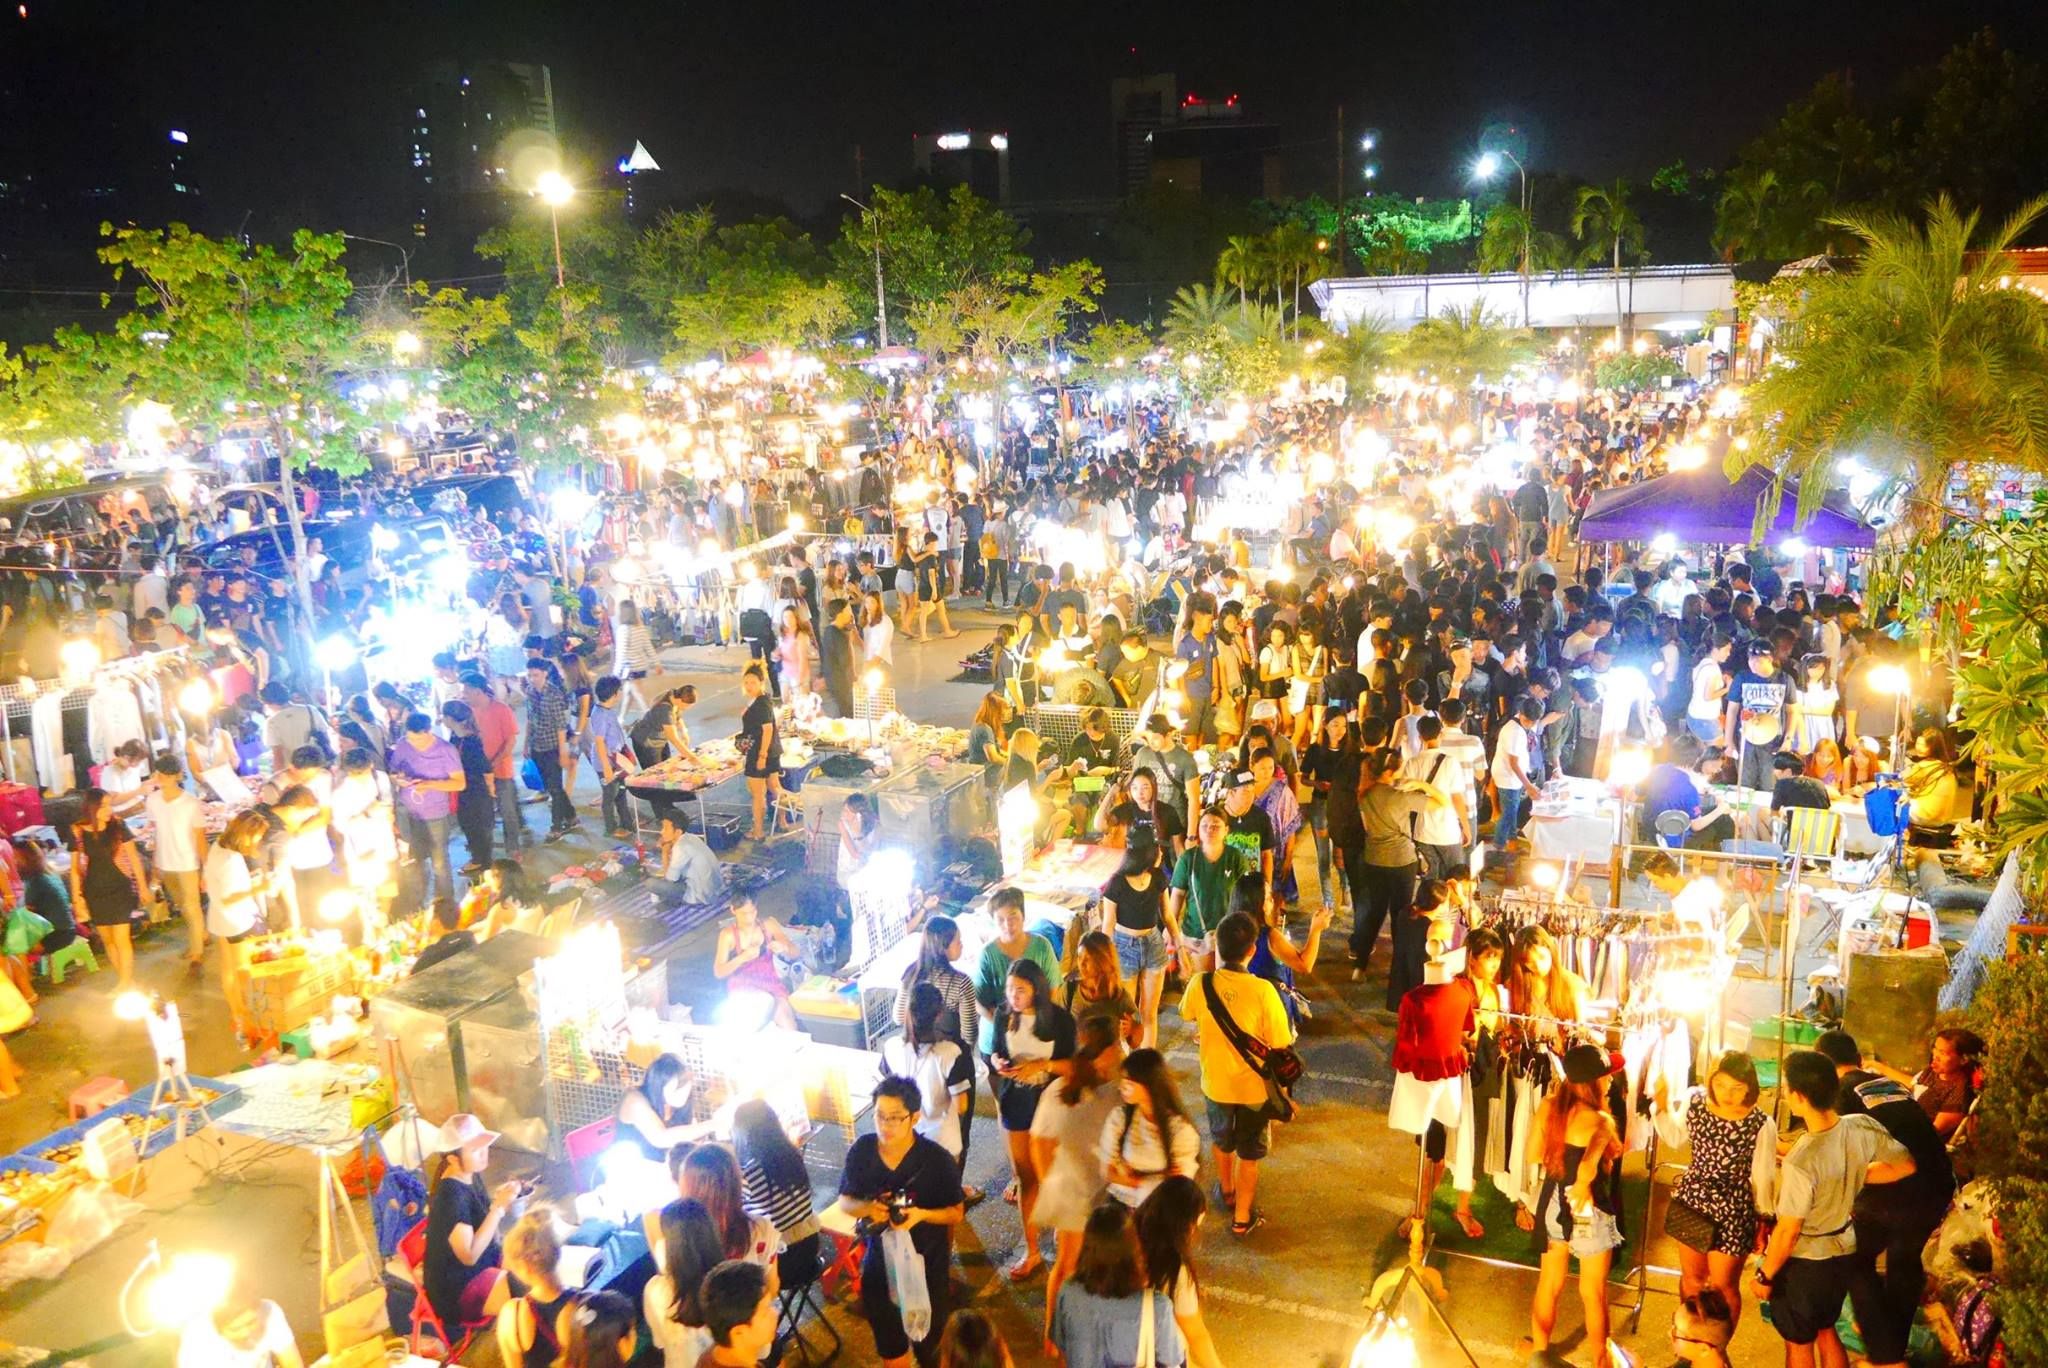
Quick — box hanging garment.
[86,686,146,765]
[30,692,67,794]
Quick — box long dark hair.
[730,1099,809,1199]
[1120,1047,1194,1141]
[680,1144,752,1259]
[72,787,111,836]
[935,1307,1013,1367]
[656,1199,726,1328]
[1004,959,1056,1040]
[909,916,960,985]
[640,1053,687,1119]
[1059,1014,1120,1106]
[1135,1174,1205,1298]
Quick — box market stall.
[1522,776,1625,867]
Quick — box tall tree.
[97,225,366,625]
[1402,301,1540,396]
[1214,235,1264,317]
[1712,167,1781,262]
[1573,179,1646,340]
[1732,195,2048,535]
[830,185,1029,340]
[1266,224,1324,339]
[476,190,650,352]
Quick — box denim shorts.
[1544,1201,1624,1261]
[1114,926,1169,976]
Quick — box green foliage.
[830,185,1030,340]
[98,223,368,476]
[1650,161,1692,197]
[477,190,653,348]
[1715,71,1878,260]
[1071,320,1154,388]
[666,217,849,361]
[1731,195,2048,532]
[1967,953,2048,1362]
[1322,317,1403,406]
[1572,180,1646,270]
[1953,505,2048,891]
[1593,353,1674,393]
[1351,197,1475,259]
[1402,302,1540,391]
[1473,204,1570,275]
[0,331,129,485]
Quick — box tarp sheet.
[1577,465,1876,548]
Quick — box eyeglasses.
[874,1110,914,1125]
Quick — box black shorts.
[1769,1252,1855,1345]
[996,1079,1045,1132]
[1204,1097,1272,1160]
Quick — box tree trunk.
[265,412,319,672]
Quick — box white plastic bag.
[880,1225,931,1344]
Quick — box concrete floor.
[0,604,1839,1366]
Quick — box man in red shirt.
[461,673,526,854]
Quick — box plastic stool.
[69,1075,127,1119]
[42,940,98,984]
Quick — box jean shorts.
[1544,1201,1624,1261]
[1114,926,1170,976]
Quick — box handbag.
[1199,970,1304,1122]
[1664,1193,1719,1253]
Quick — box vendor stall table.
[1524,777,1623,866]
[1711,785,1880,856]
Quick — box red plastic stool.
[69,1075,128,1119]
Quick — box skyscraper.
[910,130,1010,204]
[406,58,558,238]
[1110,72,1175,198]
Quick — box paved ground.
[1,601,1815,1367]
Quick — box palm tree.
[1325,314,1403,406]
[1266,224,1324,340]
[1736,194,2048,537]
[1573,179,1646,344]
[1161,282,1233,356]
[1403,301,1540,403]
[1712,167,1780,262]
[1362,230,1430,277]
[1215,235,1264,319]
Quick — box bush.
[1969,952,2048,1360]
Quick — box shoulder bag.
[1199,970,1304,1122]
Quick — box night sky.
[16,0,2048,230]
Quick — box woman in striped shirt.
[611,599,663,719]
[895,915,983,1202]
[731,1100,821,1295]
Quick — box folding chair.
[1652,809,1691,850]
[562,1116,618,1192]
[397,1218,494,1363]
[775,1236,843,1366]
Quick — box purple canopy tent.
[1576,465,1877,549]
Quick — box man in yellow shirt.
[1178,910,1295,1236]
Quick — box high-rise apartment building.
[406,59,557,238]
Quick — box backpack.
[1954,1278,2000,1365]
[372,1159,428,1260]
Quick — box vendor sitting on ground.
[657,811,724,905]
[712,896,799,1030]
[618,1053,716,1164]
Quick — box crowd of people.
[0,373,1998,1368]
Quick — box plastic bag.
[40,1180,143,1260]
[880,1225,931,1344]
[2,905,53,956]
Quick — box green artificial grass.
[1387,1173,1655,1272]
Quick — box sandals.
[1454,1209,1485,1239]
[1229,1211,1265,1238]
[1004,1254,1043,1281]
[1515,1206,1536,1233]
[1002,1178,1020,1205]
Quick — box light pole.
[839,193,889,348]
[536,171,574,288]
[1473,148,1531,325]
[340,233,414,292]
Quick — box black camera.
[852,1192,913,1239]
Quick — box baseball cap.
[1228,770,1257,790]
[1562,1044,1624,1085]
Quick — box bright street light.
[1473,151,1502,180]
[534,171,574,287]
[392,330,422,359]
[535,170,574,207]
[1471,142,1531,324]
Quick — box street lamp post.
[839,193,889,348]
[535,171,574,288]
[1474,148,1531,325]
